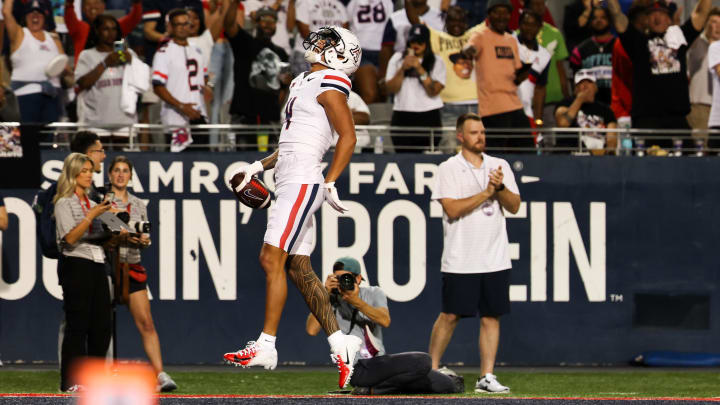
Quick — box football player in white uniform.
[223,26,364,389]
[152,8,208,152]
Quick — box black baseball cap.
[407,24,430,44]
[256,6,278,21]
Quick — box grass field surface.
[1,368,719,398]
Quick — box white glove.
[230,161,264,193]
[323,182,349,213]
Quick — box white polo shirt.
[432,152,519,274]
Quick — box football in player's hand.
[230,173,271,209]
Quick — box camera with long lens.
[332,273,356,294]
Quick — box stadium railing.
[34,122,720,156]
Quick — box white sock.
[258,332,276,349]
[327,331,344,348]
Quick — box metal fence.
[31,122,720,156]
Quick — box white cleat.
[223,341,278,370]
[330,334,362,388]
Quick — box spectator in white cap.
[554,69,617,154]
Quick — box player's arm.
[260,150,279,170]
[319,90,356,183]
[306,313,323,336]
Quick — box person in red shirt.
[611,0,651,122]
[65,0,143,63]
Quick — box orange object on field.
[75,359,156,405]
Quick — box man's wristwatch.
[496,183,506,192]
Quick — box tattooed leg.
[286,254,339,335]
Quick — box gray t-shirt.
[54,195,106,263]
[110,192,148,264]
[75,48,138,126]
[332,285,387,357]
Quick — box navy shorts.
[441,270,510,318]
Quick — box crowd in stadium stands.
[0,0,718,154]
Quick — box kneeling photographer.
[106,156,177,392]
[306,258,463,395]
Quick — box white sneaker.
[223,341,278,370]
[330,334,362,388]
[157,371,178,392]
[474,373,509,393]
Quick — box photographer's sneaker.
[223,341,277,370]
[157,371,177,392]
[330,334,362,388]
[474,373,509,393]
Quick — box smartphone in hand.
[103,191,115,204]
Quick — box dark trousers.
[482,108,534,153]
[390,109,442,153]
[17,93,61,124]
[350,352,458,394]
[59,256,112,391]
[634,115,690,150]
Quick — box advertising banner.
[1,152,718,365]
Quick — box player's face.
[171,15,191,40]
[25,10,45,32]
[647,10,671,35]
[98,19,119,46]
[109,162,131,190]
[187,9,201,36]
[76,161,95,189]
[85,140,106,173]
[82,0,106,22]
[458,119,486,154]
[488,6,510,33]
[519,14,541,41]
[257,15,277,38]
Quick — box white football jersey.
[346,0,394,52]
[515,36,552,118]
[152,40,208,126]
[275,69,352,187]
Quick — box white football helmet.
[303,26,362,76]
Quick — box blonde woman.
[53,153,112,392]
[107,156,177,392]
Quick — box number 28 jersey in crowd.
[347,0,394,52]
[276,69,352,187]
